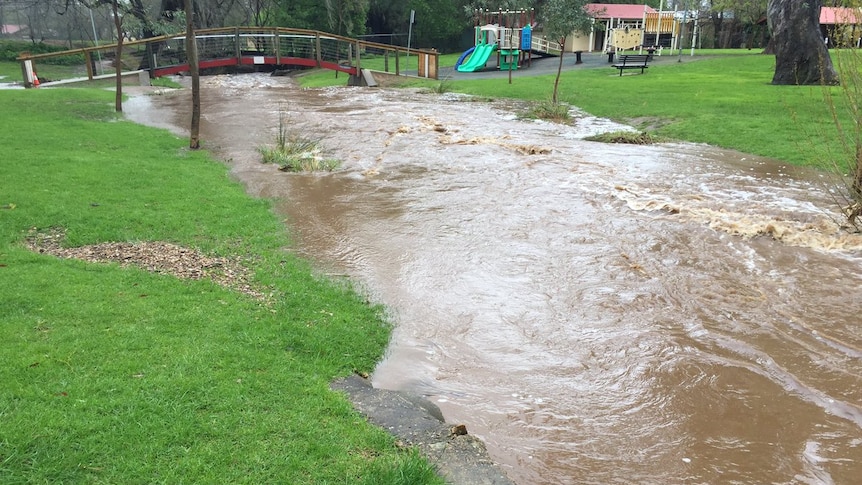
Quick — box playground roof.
[820,7,862,25]
[586,4,657,21]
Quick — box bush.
[0,40,85,64]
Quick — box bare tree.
[768,0,838,85]
[816,1,862,228]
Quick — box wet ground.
[125,72,862,485]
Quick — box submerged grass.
[0,89,443,484]
[585,130,661,144]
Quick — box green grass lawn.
[0,89,443,484]
[298,50,852,170]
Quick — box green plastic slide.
[457,43,495,72]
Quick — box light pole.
[88,3,103,75]
[406,9,414,71]
[677,0,688,62]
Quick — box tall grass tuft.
[526,100,571,123]
[258,110,339,172]
[585,130,660,144]
[429,77,454,94]
[358,450,444,485]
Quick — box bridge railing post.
[315,32,322,68]
[274,28,281,65]
[234,27,241,64]
[355,39,361,74]
[84,51,94,80]
[395,48,400,76]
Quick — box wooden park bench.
[612,54,650,76]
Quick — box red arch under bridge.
[17,27,439,88]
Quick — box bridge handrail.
[16,26,439,62]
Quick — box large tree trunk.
[768,0,838,85]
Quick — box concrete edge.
[331,374,516,485]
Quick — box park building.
[565,3,686,54]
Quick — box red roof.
[1,24,24,34]
[820,7,861,25]
[586,3,656,20]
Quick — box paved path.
[439,50,685,80]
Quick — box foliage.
[408,0,472,51]
[541,0,592,103]
[0,87,441,484]
[542,0,592,44]
[367,0,473,52]
[324,0,370,37]
[463,0,535,19]
[123,9,187,39]
[0,40,84,64]
[270,0,367,37]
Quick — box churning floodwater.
[125,73,862,484]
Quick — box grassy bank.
[298,51,847,170]
[459,54,842,168]
[0,89,442,484]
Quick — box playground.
[454,4,688,75]
[455,9,551,74]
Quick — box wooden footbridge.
[17,27,439,88]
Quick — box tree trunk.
[111,0,123,113]
[553,42,565,105]
[768,0,838,85]
[185,0,200,149]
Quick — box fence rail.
[17,26,439,88]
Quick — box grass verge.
[0,88,443,484]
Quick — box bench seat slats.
[612,54,650,76]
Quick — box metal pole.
[89,5,102,75]
[406,9,414,71]
[691,11,699,56]
[657,0,663,50]
[678,1,688,62]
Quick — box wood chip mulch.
[25,227,268,301]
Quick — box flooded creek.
[126,74,862,484]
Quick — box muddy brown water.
[125,74,862,484]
